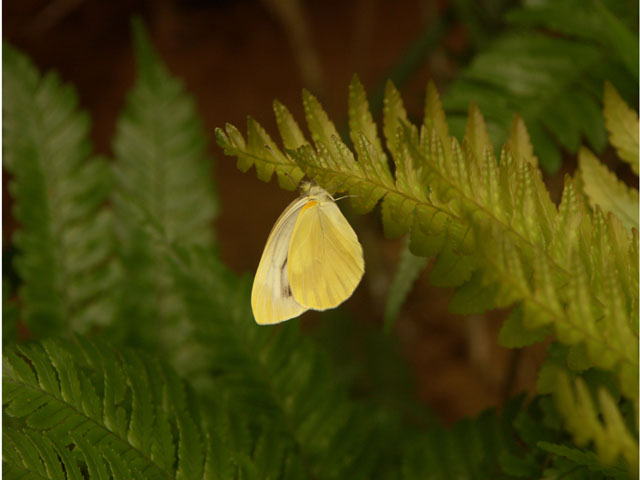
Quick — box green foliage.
[579,148,638,231]
[578,84,639,232]
[221,101,305,191]
[4,13,639,480]
[111,20,218,355]
[402,403,521,479]
[604,82,639,174]
[217,75,639,471]
[3,46,116,337]
[444,0,638,172]
[498,306,548,349]
[537,344,637,476]
[553,370,638,472]
[1,32,425,479]
[537,442,629,480]
[3,336,261,479]
[403,395,631,479]
[165,245,406,479]
[384,238,428,332]
[312,311,437,429]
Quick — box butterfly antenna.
[334,194,358,202]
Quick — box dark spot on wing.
[280,258,292,298]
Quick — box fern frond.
[4,427,146,479]
[402,406,520,479]
[444,0,637,171]
[3,45,116,337]
[114,22,218,245]
[216,111,305,191]
[165,244,405,480]
[216,78,639,404]
[216,95,308,192]
[3,336,250,480]
[113,19,217,245]
[553,369,638,472]
[111,20,217,355]
[579,148,638,230]
[106,34,410,476]
[506,0,638,80]
[384,240,428,332]
[400,396,627,480]
[603,82,639,174]
[537,442,629,480]
[498,306,548,349]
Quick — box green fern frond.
[165,244,405,480]
[384,239,428,332]
[4,427,148,479]
[216,102,305,191]
[400,395,629,480]
[537,442,629,480]
[579,82,639,231]
[444,0,637,172]
[3,45,116,337]
[216,77,639,405]
[111,20,218,355]
[553,369,638,472]
[107,33,413,476]
[506,0,638,81]
[579,148,638,230]
[113,19,217,245]
[3,336,253,480]
[603,82,639,174]
[498,306,548,349]
[402,406,520,479]
[504,115,538,168]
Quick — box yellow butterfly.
[251,183,364,325]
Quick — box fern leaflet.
[3,45,116,337]
[445,0,637,171]
[3,336,254,479]
[384,238,428,332]
[552,369,638,472]
[603,82,639,174]
[579,148,638,231]
[111,20,218,358]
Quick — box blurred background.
[4,0,635,423]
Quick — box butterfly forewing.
[287,200,364,310]
[251,197,309,325]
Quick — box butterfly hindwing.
[287,200,364,310]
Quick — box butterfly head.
[300,181,333,201]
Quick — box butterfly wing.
[287,200,364,310]
[251,197,309,325]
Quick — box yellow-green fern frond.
[604,82,639,174]
[579,148,638,231]
[554,369,637,472]
[216,77,639,407]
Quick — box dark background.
[4,0,545,422]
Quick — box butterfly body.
[251,184,364,325]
